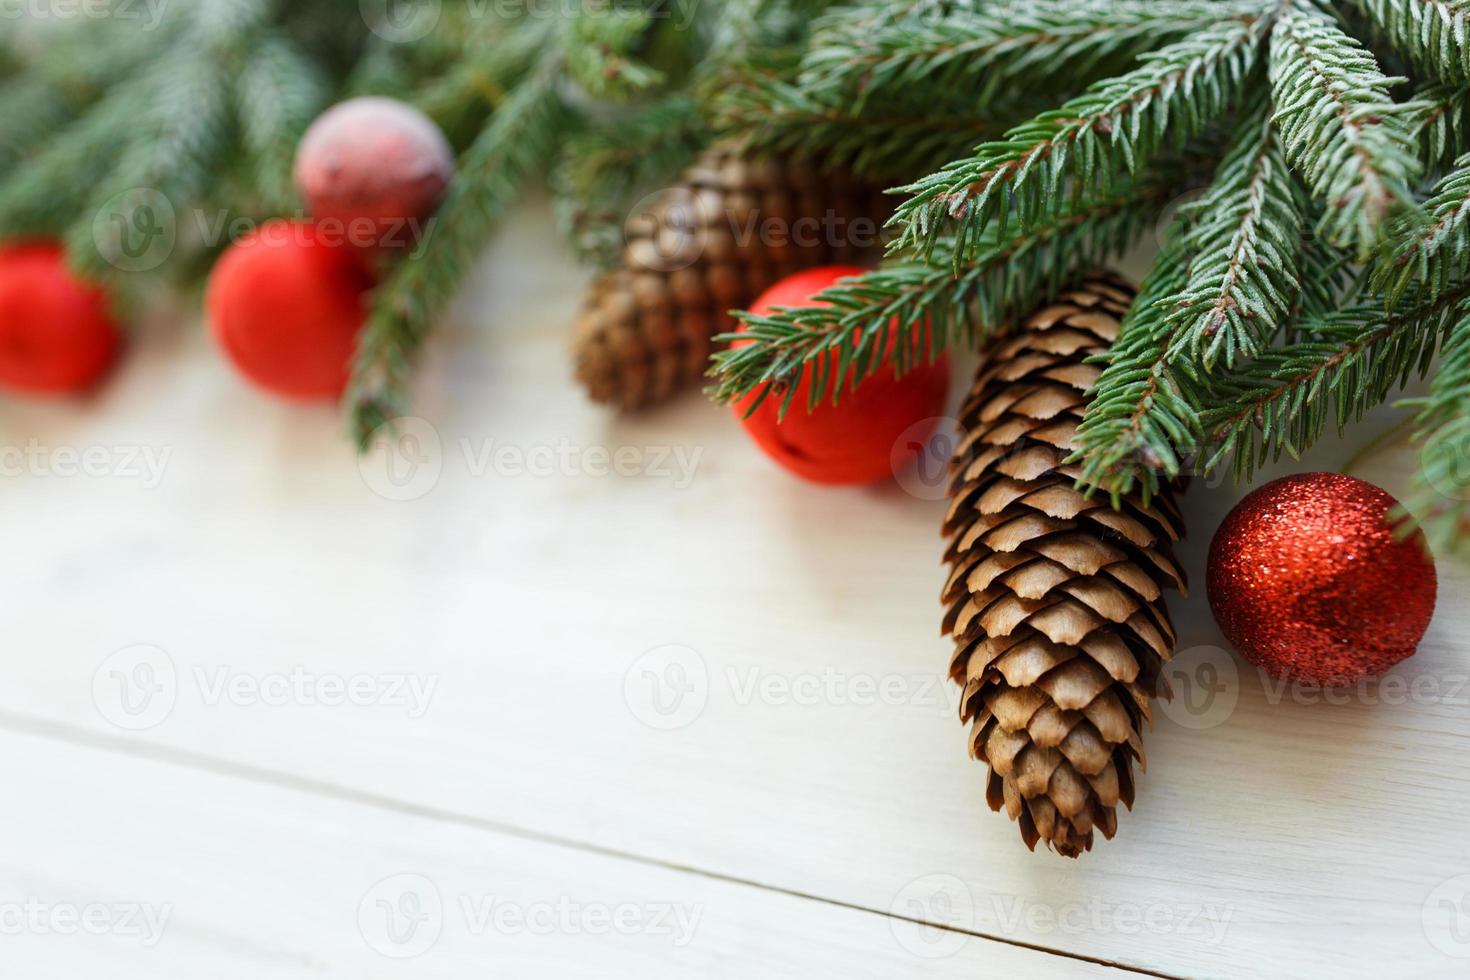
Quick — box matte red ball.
[294,96,454,251]
[0,241,121,395]
[1207,472,1437,686]
[207,220,373,400]
[733,266,951,485]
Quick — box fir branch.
[1162,95,1309,371]
[1269,2,1423,258]
[1413,82,1470,172]
[0,71,75,171]
[1373,152,1470,306]
[347,66,569,446]
[564,6,665,100]
[889,11,1270,262]
[0,67,162,237]
[1404,299,1470,553]
[708,173,1179,416]
[799,0,1265,116]
[709,69,1016,179]
[1201,284,1470,479]
[553,95,708,268]
[1072,235,1203,500]
[66,47,236,281]
[1350,0,1470,82]
[236,34,328,214]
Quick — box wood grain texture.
[0,205,1465,978]
[0,730,1133,978]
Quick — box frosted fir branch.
[709,174,1180,417]
[1412,82,1470,172]
[236,34,328,214]
[1162,96,1310,371]
[1350,0,1470,82]
[1404,299,1470,555]
[1373,152,1470,306]
[797,0,1259,116]
[347,66,569,447]
[889,11,1270,263]
[1072,235,1204,501]
[1269,3,1424,258]
[1200,284,1470,480]
[708,69,1017,180]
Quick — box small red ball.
[733,266,951,486]
[294,97,454,251]
[0,241,121,395]
[1207,472,1437,686]
[206,220,373,400]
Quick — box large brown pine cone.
[941,275,1188,857]
[571,142,891,409]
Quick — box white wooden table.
[1,204,1466,979]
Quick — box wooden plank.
[0,729,1134,978]
[0,207,1466,977]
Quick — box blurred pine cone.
[571,142,890,410]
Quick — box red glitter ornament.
[1207,472,1437,687]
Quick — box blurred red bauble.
[0,241,121,396]
[206,220,373,400]
[733,266,951,486]
[1207,472,1437,687]
[294,96,454,251]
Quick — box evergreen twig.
[889,12,1271,262]
[347,65,569,446]
[1269,2,1423,258]
[709,172,1183,416]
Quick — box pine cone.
[571,143,890,409]
[941,275,1188,858]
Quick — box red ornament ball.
[294,96,455,250]
[0,241,121,395]
[733,266,951,485]
[206,220,373,400]
[1207,472,1437,687]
